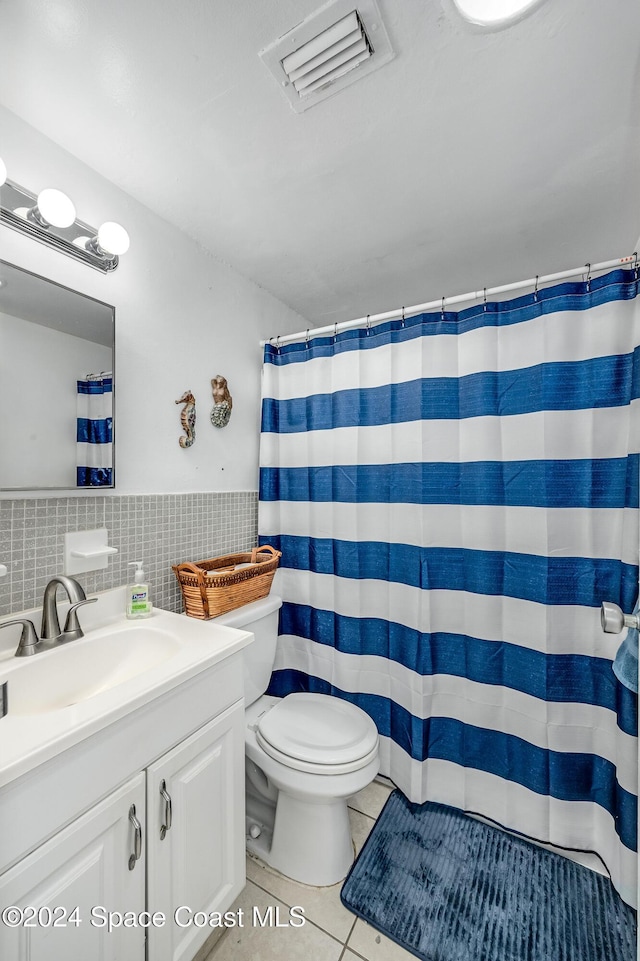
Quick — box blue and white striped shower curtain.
[76,375,113,487]
[259,268,639,906]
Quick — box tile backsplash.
[0,492,258,618]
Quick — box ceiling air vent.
[282,12,372,99]
[259,0,394,113]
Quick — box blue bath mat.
[341,791,636,961]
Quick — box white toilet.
[211,594,380,886]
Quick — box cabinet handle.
[128,804,142,870]
[160,779,172,840]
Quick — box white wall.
[0,313,110,488]
[0,105,307,496]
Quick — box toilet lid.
[256,693,378,767]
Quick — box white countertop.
[0,588,252,788]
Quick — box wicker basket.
[172,545,281,619]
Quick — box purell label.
[132,592,147,602]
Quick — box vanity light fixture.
[0,157,129,273]
[74,221,131,259]
[14,188,77,229]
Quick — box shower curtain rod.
[260,253,638,349]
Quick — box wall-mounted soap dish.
[65,529,118,575]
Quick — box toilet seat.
[256,693,379,775]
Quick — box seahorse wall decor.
[210,374,233,428]
[175,390,196,448]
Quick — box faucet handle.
[1,619,40,657]
[62,597,98,641]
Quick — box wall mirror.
[0,260,115,490]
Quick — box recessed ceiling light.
[452,0,544,26]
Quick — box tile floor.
[203,778,415,961]
[202,777,608,961]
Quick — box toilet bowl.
[210,595,380,886]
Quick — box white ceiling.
[0,0,639,329]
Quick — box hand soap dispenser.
[126,561,153,619]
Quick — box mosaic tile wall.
[0,492,259,618]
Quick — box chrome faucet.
[40,576,97,647]
[0,576,97,658]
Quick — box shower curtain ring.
[483,288,487,312]
[534,275,539,302]
[366,314,371,335]
[441,296,445,320]
[276,335,280,352]
[634,252,639,282]
[334,323,338,342]
[401,306,405,328]
[585,263,591,292]
[305,328,310,345]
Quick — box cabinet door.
[0,772,146,961]
[146,700,245,961]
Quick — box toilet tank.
[212,594,282,707]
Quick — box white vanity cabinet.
[0,641,248,961]
[147,701,245,961]
[0,773,146,961]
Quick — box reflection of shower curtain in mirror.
[76,375,113,487]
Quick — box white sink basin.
[6,626,182,715]
[0,589,253,788]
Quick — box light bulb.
[97,221,130,256]
[0,157,6,186]
[36,188,76,228]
